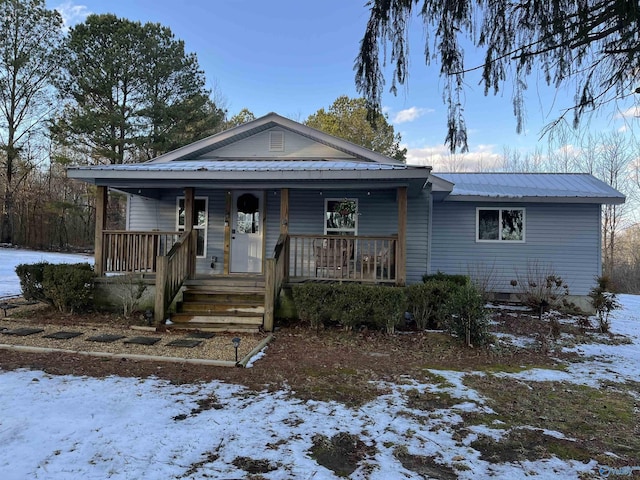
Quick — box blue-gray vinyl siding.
[128,187,429,282]
[127,190,226,274]
[430,201,602,295]
[406,187,430,284]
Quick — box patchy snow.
[0,252,639,478]
[492,331,537,348]
[0,248,93,298]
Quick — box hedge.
[292,283,405,333]
[16,262,95,313]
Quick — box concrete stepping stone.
[184,332,216,339]
[87,334,126,343]
[43,331,83,340]
[166,339,202,348]
[123,336,161,346]
[2,327,44,336]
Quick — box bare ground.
[0,299,571,398]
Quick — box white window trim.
[476,207,526,243]
[176,196,208,258]
[324,198,358,235]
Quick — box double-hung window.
[325,198,358,236]
[477,208,525,242]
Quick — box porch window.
[477,208,525,242]
[325,198,357,235]
[177,197,208,257]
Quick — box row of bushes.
[16,262,94,313]
[292,275,490,346]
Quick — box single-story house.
[67,113,625,331]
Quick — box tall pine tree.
[52,14,224,165]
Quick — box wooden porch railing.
[154,230,195,324]
[264,233,290,332]
[288,234,397,283]
[100,230,181,274]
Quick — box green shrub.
[41,263,94,313]
[16,262,95,313]
[422,271,469,286]
[405,280,458,330]
[292,283,338,330]
[370,287,405,333]
[292,283,406,333]
[444,283,491,347]
[15,262,49,303]
[331,284,372,331]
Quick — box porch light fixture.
[232,337,241,362]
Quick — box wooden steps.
[169,276,265,332]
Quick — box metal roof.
[69,160,408,172]
[432,173,625,204]
[67,160,432,197]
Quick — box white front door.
[230,191,263,273]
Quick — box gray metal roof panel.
[70,160,408,172]
[433,173,625,202]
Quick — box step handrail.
[264,233,289,332]
[154,229,195,325]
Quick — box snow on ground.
[496,294,640,388]
[0,251,638,478]
[0,369,600,480]
[0,248,93,298]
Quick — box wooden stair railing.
[264,233,289,332]
[154,229,195,325]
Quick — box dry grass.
[462,375,640,464]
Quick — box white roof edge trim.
[66,168,431,182]
[427,174,454,192]
[444,195,626,205]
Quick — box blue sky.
[50,0,639,169]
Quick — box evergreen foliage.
[355,0,640,151]
[305,96,407,161]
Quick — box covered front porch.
[92,186,409,331]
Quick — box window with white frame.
[177,197,208,257]
[325,198,357,235]
[477,208,525,242]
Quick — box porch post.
[397,186,407,286]
[280,188,289,235]
[184,187,195,276]
[223,191,231,274]
[280,188,289,281]
[94,186,108,276]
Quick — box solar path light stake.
[232,337,241,363]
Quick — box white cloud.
[55,1,90,31]
[405,143,503,172]
[392,106,433,124]
[615,105,640,119]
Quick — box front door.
[230,191,263,273]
